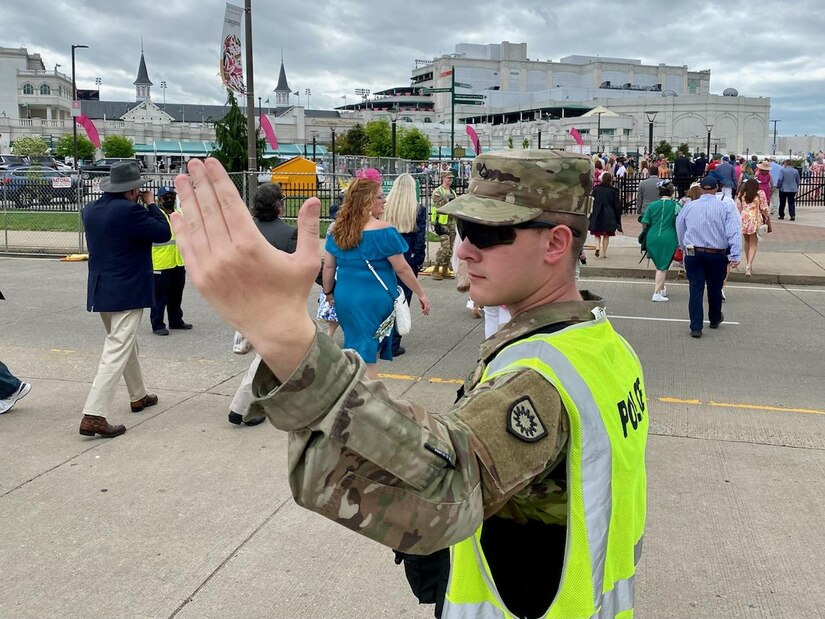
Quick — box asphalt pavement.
[1,231,825,617]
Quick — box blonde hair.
[383,174,418,233]
[331,178,379,250]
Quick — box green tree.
[398,127,432,161]
[677,143,691,156]
[210,90,265,172]
[337,124,368,155]
[522,138,530,149]
[102,135,135,158]
[654,140,673,160]
[55,134,95,162]
[507,136,513,149]
[11,136,49,157]
[364,119,393,157]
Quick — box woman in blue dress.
[321,175,431,379]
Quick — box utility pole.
[244,0,257,205]
[770,119,780,155]
[450,65,455,160]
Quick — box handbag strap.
[365,259,397,301]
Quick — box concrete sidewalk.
[577,208,825,285]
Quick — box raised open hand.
[172,158,320,378]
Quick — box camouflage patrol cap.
[437,149,594,225]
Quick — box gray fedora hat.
[99,160,149,193]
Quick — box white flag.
[220,3,245,94]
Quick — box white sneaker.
[0,382,31,414]
[652,293,669,302]
[661,286,667,297]
[721,289,727,302]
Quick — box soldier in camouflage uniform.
[430,170,457,280]
[172,151,647,619]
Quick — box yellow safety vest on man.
[443,312,648,619]
[152,210,184,271]
[431,185,456,226]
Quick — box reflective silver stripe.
[634,536,643,565]
[592,575,635,618]
[442,600,508,618]
[152,239,177,247]
[484,331,613,609]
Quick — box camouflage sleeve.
[250,332,566,555]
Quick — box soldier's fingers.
[187,159,231,248]
[174,171,210,265]
[295,197,321,276]
[203,158,256,240]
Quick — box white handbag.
[365,259,412,337]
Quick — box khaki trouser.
[434,221,456,268]
[82,309,148,417]
[230,353,265,420]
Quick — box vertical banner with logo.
[220,3,246,94]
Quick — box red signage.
[440,69,453,77]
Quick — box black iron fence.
[613,171,825,214]
[6,162,822,255]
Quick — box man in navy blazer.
[79,161,171,438]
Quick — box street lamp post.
[71,44,89,173]
[596,111,604,154]
[94,76,101,97]
[705,123,713,160]
[305,88,311,109]
[770,119,780,155]
[160,80,167,111]
[389,107,400,159]
[645,111,658,157]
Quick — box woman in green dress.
[640,180,681,302]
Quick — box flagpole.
[244,0,257,205]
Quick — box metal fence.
[613,171,825,214]
[0,162,471,256]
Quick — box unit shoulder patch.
[506,396,548,443]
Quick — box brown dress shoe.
[79,415,126,438]
[130,394,158,413]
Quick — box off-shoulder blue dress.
[325,227,408,363]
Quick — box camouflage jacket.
[251,293,605,555]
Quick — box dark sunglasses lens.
[457,220,515,249]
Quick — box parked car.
[79,158,142,178]
[27,156,73,172]
[0,154,27,171]
[1,165,80,208]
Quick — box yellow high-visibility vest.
[431,186,456,225]
[443,312,648,619]
[152,209,184,270]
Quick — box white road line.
[609,315,741,325]
[584,278,825,293]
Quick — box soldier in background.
[430,170,457,280]
[171,151,649,618]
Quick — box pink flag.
[465,125,480,155]
[260,113,278,150]
[569,127,583,146]
[77,115,101,148]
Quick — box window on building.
[40,84,51,95]
[424,117,432,123]
[403,116,412,123]
[23,83,34,95]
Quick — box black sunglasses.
[456,218,580,250]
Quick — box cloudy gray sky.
[7,0,825,136]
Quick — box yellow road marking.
[50,348,75,353]
[657,397,825,416]
[707,400,825,416]
[659,396,701,405]
[377,374,822,416]
[377,373,463,385]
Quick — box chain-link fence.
[0,159,464,256]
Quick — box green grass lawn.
[1,210,82,232]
